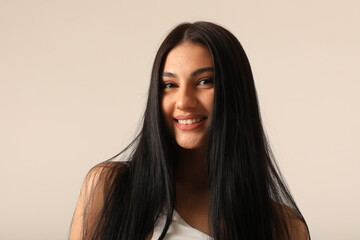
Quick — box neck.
[175,146,209,188]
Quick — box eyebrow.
[162,67,214,78]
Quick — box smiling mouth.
[175,117,207,125]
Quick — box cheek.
[200,91,214,113]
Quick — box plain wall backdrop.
[1,0,359,239]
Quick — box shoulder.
[86,160,126,179]
[81,161,125,198]
[85,161,125,185]
[69,161,127,239]
[277,203,309,240]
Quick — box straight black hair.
[80,21,310,240]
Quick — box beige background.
[1,0,359,239]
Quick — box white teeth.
[178,118,202,125]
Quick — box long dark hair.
[81,21,309,240]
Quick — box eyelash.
[197,77,214,86]
[162,82,177,89]
[162,78,214,89]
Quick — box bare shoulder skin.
[69,161,122,240]
[287,213,309,240]
[280,203,309,240]
[289,218,309,240]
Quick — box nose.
[176,85,197,110]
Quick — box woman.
[70,21,310,240]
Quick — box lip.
[173,115,207,131]
[174,115,206,120]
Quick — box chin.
[177,144,203,150]
[175,138,205,150]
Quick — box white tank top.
[151,211,213,240]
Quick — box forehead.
[163,42,213,72]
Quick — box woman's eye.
[198,78,214,86]
[162,82,177,89]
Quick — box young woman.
[70,21,310,240]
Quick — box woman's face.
[161,42,214,149]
